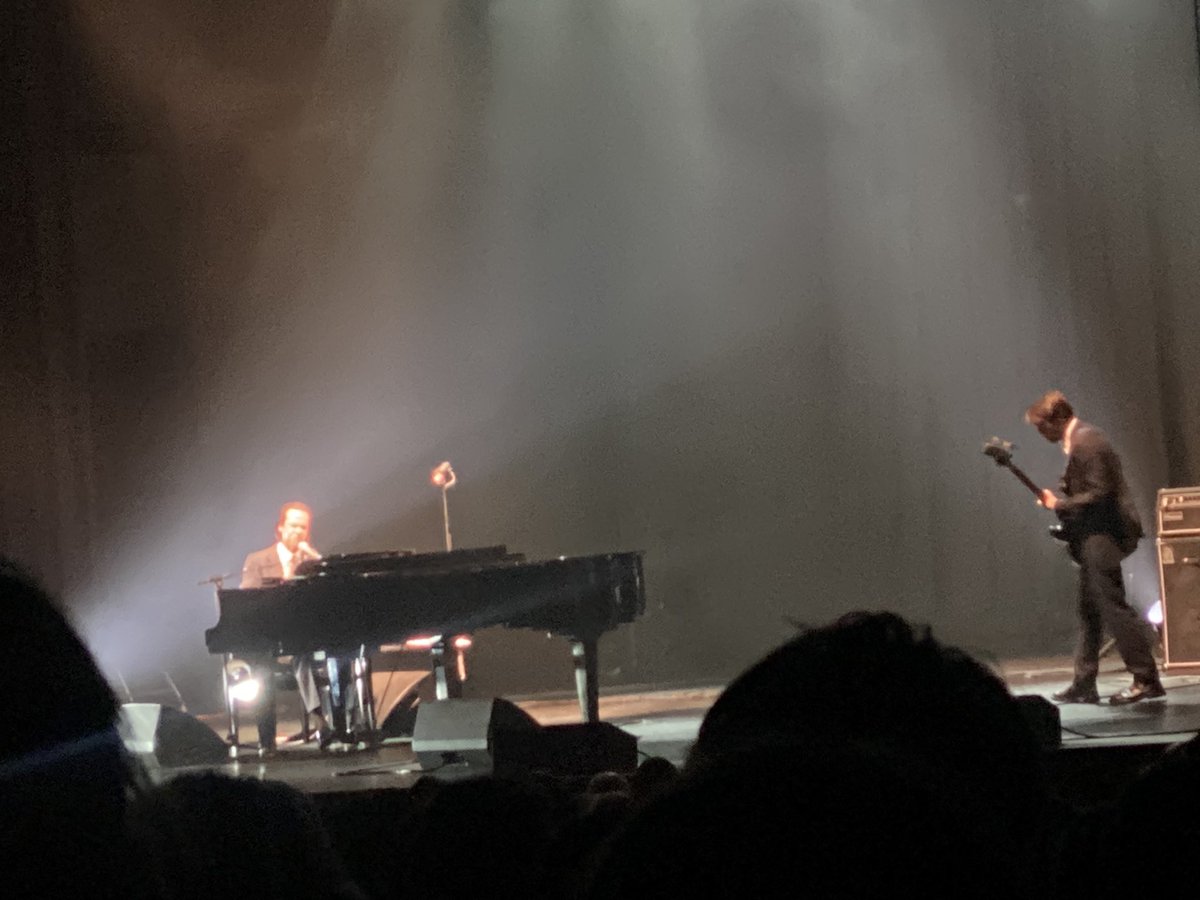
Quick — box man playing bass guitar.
[1025,391,1163,705]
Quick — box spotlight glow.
[229,678,261,704]
[225,659,261,704]
[403,636,441,649]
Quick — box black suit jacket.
[1056,421,1143,554]
[240,545,284,589]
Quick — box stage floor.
[170,656,1200,795]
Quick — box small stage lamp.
[224,659,261,704]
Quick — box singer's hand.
[1038,489,1059,510]
[298,540,322,560]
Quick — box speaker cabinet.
[1158,538,1200,668]
[492,722,639,777]
[1158,487,1200,536]
[412,698,540,769]
[118,704,229,766]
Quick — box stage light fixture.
[431,460,456,488]
[430,461,457,551]
[224,660,261,704]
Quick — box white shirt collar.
[1061,417,1080,456]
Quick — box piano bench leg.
[572,638,600,723]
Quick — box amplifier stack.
[1156,488,1200,668]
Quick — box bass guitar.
[982,437,1073,544]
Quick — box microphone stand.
[198,571,238,619]
[432,462,457,552]
[430,462,457,699]
[198,572,237,589]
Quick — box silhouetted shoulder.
[1071,422,1115,456]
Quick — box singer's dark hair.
[276,501,313,528]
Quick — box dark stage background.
[5,0,1200,711]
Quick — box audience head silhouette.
[0,558,143,895]
[690,610,1048,826]
[128,772,365,899]
[590,611,1053,898]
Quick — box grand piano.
[205,546,645,743]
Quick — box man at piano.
[240,501,325,750]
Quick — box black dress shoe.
[1051,684,1100,704]
[282,712,329,745]
[281,729,313,745]
[1109,681,1166,706]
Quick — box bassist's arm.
[1055,446,1117,518]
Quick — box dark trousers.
[251,660,277,750]
[250,656,323,750]
[1072,533,1158,686]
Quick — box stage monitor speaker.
[118,704,229,767]
[1158,537,1200,667]
[492,721,639,777]
[412,698,540,769]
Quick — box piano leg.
[572,638,600,723]
[431,639,450,700]
[352,649,376,735]
[222,653,237,745]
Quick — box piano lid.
[294,544,519,579]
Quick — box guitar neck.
[1005,463,1043,499]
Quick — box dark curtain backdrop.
[5,0,1200,708]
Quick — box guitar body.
[1048,523,1074,544]
[1049,524,1082,565]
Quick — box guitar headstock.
[982,436,1014,467]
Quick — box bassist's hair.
[1024,390,1073,427]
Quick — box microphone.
[431,460,457,489]
[297,541,322,560]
